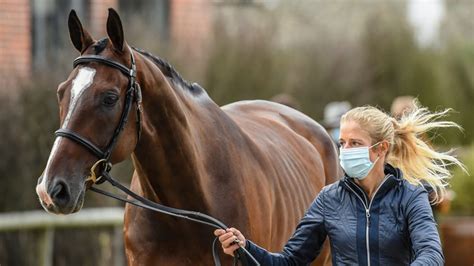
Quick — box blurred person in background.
[215,101,466,265]
[391,95,417,119]
[323,101,352,146]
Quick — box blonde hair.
[341,100,467,203]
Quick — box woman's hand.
[214,227,247,256]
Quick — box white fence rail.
[0,208,125,266]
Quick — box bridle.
[55,50,142,184]
[53,49,259,266]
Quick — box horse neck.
[131,53,221,213]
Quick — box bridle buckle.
[86,159,111,184]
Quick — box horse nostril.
[50,180,70,205]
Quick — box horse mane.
[92,38,200,94]
[132,47,201,94]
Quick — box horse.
[36,9,340,265]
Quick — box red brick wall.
[0,0,213,92]
[0,0,119,93]
[0,0,31,91]
[90,0,118,36]
[170,0,212,60]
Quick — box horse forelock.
[92,38,108,55]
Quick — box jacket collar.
[340,163,403,204]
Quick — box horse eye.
[102,93,119,107]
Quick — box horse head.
[36,9,140,214]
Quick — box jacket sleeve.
[407,188,444,266]
[245,187,328,266]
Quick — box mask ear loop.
[369,141,381,149]
[370,141,388,163]
[364,143,382,177]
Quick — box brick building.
[0,0,31,90]
[0,0,218,92]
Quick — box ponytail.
[387,102,466,203]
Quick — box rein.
[55,50,259,266]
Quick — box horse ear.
[68,10,94,53]
[106,8,125,53]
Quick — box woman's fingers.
[214,227,247,256]
[227,228,246,247]
[214,229,225,237]
[222,234,239,248]
[218,231,234,243]
[223,243,241,256]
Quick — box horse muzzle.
[36,175,85,214]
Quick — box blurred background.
[0,0,473,265]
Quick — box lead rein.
[89,170,260,266]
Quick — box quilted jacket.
[245,164,444,266]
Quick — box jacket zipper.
[345,176,389,266]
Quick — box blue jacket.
[246,164,444,265]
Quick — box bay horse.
[36,9,339,265]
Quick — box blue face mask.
[339,143,380,180]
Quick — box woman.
[215,102,466,265]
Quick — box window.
[31,0,90,69]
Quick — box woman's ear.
[379,141,390,156]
